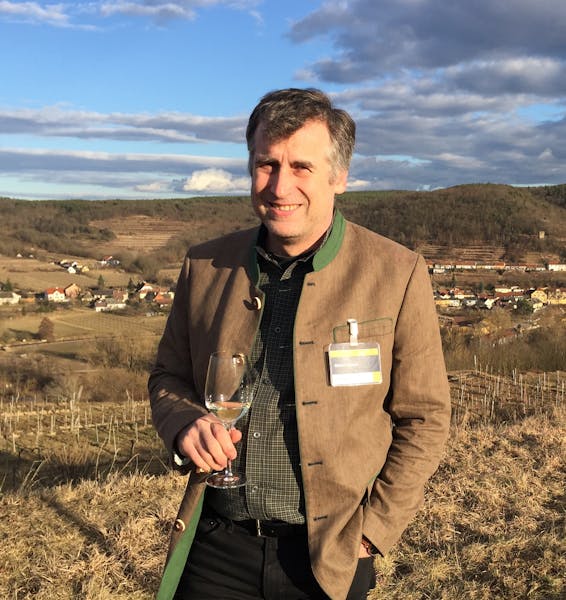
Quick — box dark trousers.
[175,513,376,600]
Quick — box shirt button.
[274,326,281,333]
[252,431,261,439]
[251,485,259,493]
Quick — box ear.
[332,169,348,195]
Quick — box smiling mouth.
[269,203,300,212]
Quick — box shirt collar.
[247,210,346,284]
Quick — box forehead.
[253,120,332,157]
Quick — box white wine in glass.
[204,351,253,488]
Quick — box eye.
[294,163,313,174]
[255,162,273,174]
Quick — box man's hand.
[358,542,372,558]
[175,415,242,472]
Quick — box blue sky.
[1,0,565,199]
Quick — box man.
[149,88,451,600]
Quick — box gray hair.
[246,88,355,179]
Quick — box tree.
[514,298,534,315]
[38,317,55,342]
[97,275,105,289]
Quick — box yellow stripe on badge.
[329,348,380,358]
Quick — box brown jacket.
[149,213,451,600]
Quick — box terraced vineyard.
[419,243,507,263]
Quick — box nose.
[269,165,292,198]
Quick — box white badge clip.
[347,318,359,346]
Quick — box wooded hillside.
[1,183,564,267]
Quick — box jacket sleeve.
[363,254,451,554]
[148,253,208,466]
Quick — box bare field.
[89,213,249,255]
[0,255,137,292]
[90,215,190,253]
[1,307,166,344]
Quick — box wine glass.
[204,351,253,488]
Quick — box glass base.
[206,471,247,489]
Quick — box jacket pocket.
[332,317,393,343]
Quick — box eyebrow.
[254,154,276,166]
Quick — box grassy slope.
[1,373,564,599]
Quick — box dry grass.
[371,411,565,599]
[0,370,564,599]
[1,472,186,599]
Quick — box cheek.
[252,173,269,195]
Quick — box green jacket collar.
[247,210,346,285]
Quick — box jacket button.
[252,296,262,310]
[173,519,186,532]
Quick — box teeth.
[272,204,299,211]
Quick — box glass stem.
[225,423,234,477]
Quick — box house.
[477,296,498,310]
[99,255,121,267]
[525,264,546,272]
[530,288,549,305]
[135,281,159,300]
[64,283,81,299]
[435,297,461,308]
[93,298,127,312]
[44,287,67,302]
[547,289,566,305]
[454,260,477,271]
[154,291,175,307]
[81,290,94,304]
[91,288,115,301]
[433,262,454,272]
[112,289,129,303]
[548,263,566,272]
[0,291,21,305]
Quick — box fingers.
[177,416,237,472]
[229,427,243,444]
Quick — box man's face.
[250,119,348,257]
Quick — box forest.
[1,183,565,266]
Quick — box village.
[0,255,175,313]
[0,254,564,316]
[429,256,566,312]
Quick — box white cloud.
[0,0,263,28]
[178,168,249,193]
[538,148,554,161]
[0,1,70,26]
[100,2,197,21]
[445,58,566,96]
[99,1,262,23]
[434,153,485,170]
[346,177,372,190]
[134,181,170,193]
[0,106,246,144]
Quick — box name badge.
[328,342,382,386]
